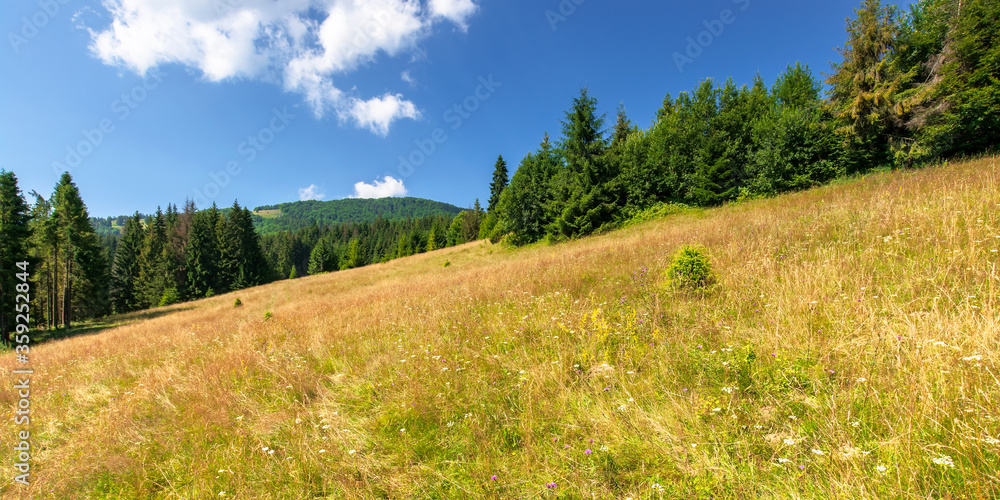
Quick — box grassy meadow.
[2,157,999,499]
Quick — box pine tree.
[111,213,145,313]
[185,207,220,298]
[138,207,167,307]
[0,170,33,346]
[826,0,902,169]
[51,173,110,325]
[487,155,509,213]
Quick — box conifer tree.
[138,207,167,307]
[111,213,145,313]
[51,173,109,325]
[185,207,220,298]
[487,155,509,213]
[0,171,33,345]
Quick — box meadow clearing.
[2,156,999,499]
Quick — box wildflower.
[219,493,226,497]
[982,437,1000,445]
[651,483,664,492]
[721,387,735,394]
[318,449,326,453]
[811,449,825,455]
[876,465,888,475]
[962,354,983,362]
[849,421,861,427]
[618,404,628,411]
[447,421,455,427]
[399,428,406,433]
[778,458,791,463]
[931,455,955,468]
[783,439,798,446]
[712,407,722,413]
[585,448,592,454]
[546,482,557,489]
[348,449,356,455]
[856,378,866,383]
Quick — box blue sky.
[1,0,916,218]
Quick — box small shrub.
[234,298,242,307]
[158,288,180,307]
[264,311,272,321]
[667,245,716,291]
[443,260,451,267]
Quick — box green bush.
[667,245,716,291]
[234,298,242,307]
[158,288,180,307]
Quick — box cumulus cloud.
[401,70,416,86]
[87,0,478,135]
[299,184,326,201]
[428,0,477,31]
[350,176,407,198]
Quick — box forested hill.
[251,197,464,234]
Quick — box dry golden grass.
[2,157,999,499]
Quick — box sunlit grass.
[2,157,999,498]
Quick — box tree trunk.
[52,245,59,330]
[63,253,71,329]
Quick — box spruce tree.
[111,213,145,313]
[487,155,509,213]
[138,208,167,307]
[185,208,220,298]
[0,171,33,345]
[51,173,109,325]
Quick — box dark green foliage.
[307,237,338,274]
[667,246,716,291]
[111,213,144,313]
[252,197,462,234]
[184,205,221,299]
[234,297,242,307]
[0,170,33,344]
[487,155,509,213]
[138,207,167,308]
[51,173,110,324]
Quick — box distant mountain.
[251,197,465,233]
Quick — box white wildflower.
[931,455,955,468]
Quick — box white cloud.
[299,184,326,201]
[87,0,478,134]
[428,0,477,31]
[401,70,415,86]
[350,176,407,198]
[349,93,420,136]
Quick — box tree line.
[0,170,486,343]
[480,0,999,245]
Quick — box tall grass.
[2,157,998,499]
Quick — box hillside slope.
[2,158,998,499]
[252,197,464,233]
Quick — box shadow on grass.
[4,306,194,348]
